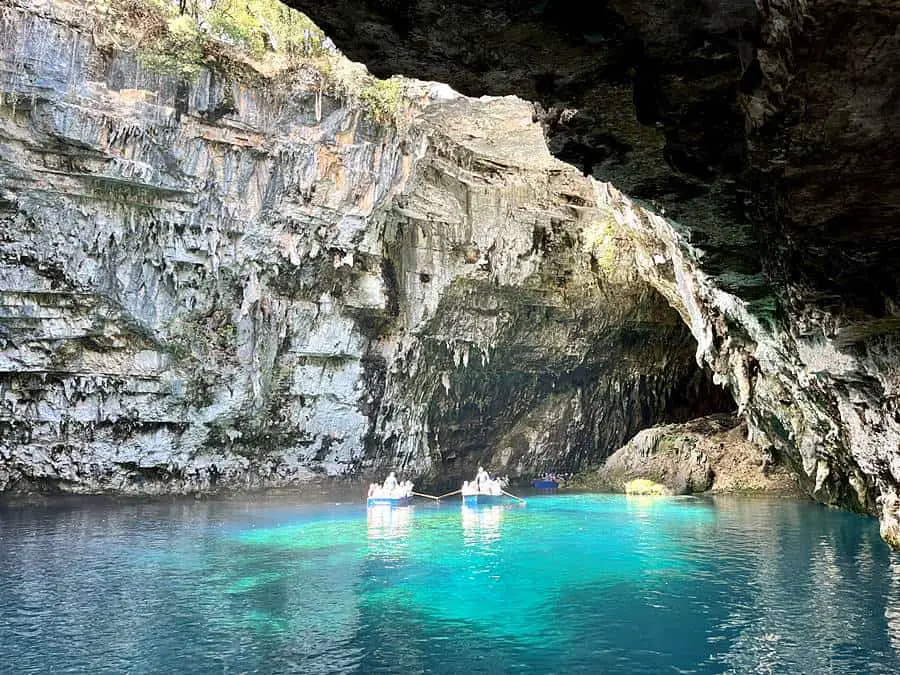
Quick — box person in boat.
[475,466,490,492]
[462,480,476,496]
[383,471,398,491]
[488,478,502,496]
[368,483,378,498]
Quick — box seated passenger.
[368,483,378,498]
[482,472,495,494]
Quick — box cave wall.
[0,0,726,493]
[289,0,769,300]
[602,179,900,547]
[368,98,733,485]
[290,0,900,543]
[290,0,900,316]
[0,0,415,491]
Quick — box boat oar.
[413,492,440,501]
[437,488,462,500]
[501,489,526,503]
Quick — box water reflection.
[462,504,503,545]
[0,498,371,673]
[366,504,412,541]
[888,553,900,658]
[2,494,900,673]
[709,498,900,674]
[624,493,664,511]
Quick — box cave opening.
[3,3,899,671]
[406,278,738,488]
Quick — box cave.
[287,0,900,542]
[1,0,898,543]
[2,1,900,670]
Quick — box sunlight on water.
[1,493,899,673]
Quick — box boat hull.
[367,496,412,507]
[531,480,559,490]
[462,494,502,507]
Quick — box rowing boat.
[462,493,503,507]
[531,479,559,490]
[367,495,413,507]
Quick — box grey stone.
[0,1,726,496]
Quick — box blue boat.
[367,495,413,507]
[531,479,559,490]
[462,493,502,507]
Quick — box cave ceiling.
[291,0,900,329]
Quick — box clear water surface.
[1,492,899,673]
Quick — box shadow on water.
[0,493,899,673]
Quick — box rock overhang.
[289,0,900,544]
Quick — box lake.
[1,492,898,673]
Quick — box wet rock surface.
[371,97,733,486]
[290,0,900,543]
[577,413,797,495]
[0,1,728,494]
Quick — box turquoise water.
[1,493,899,673]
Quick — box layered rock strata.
[598,180,900,546]
[290,0,900,544]
[0,1,728,493]
[369,98,732,486]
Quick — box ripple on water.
[1,494,899,673]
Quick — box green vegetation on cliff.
[136,12,205,79]
[90,0,407,125]
[358,78,405,125]
[204,0,329,58]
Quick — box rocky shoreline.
[573,414,801,497]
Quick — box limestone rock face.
[0,0,414,492]
[292,0,900,315]
[603,180,900,541]
[592,424,716,496]
[290,0,900,543]
[0,1,726,493]
[370,97,731,486]
[580,413,797,495]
